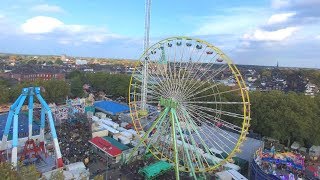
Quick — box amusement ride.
[126,36,251,179]
[0,87,63,168]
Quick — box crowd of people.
[56,118,92,165]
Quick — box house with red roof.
[89,137,122,163]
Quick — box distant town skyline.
[0,0,320,68]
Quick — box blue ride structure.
[0,87,63,168]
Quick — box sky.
[0,0,320,68]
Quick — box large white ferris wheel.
[127,36,251,179]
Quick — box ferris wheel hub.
[160,97,179,108]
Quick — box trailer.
[99,123,119,134]
[120,131,133,139]
[117,127,127,132]
[95,112,107,119]
[100,118,119,129]
[118,135,130,145]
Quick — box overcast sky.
[0,0,320,68]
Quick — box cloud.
[21,16,64,34]
[267,12,296,25]
[192,7,269,36]
[20,16,122,44]
[316,35,320,39]
[272,0,320,9]
[271,0,290,9]
[243,27,299,41]
[31,4,64,13]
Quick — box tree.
[47,61,54,65]
[55,59,64,65]
[250,90,319,147]
[66,70,84,80]
[0,162,18,179]
[261,69,272,79]
[70,76,84,98]
[43,79,70,103]
[94,175,104,180]
[19,164,41,179]
[27,60,37,65]
[0,162,40,180]
[0,86,10,104]
[49,169,65,180]
[8,79,70,104]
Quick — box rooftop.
[94,101,129,115]
[89,136,122,157]
[0,112,40,139]
[139,161,173,179]
[103,136,130,151]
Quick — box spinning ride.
[127,37,250,179]
[0,87,63,168]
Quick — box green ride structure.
[126,37,251,179]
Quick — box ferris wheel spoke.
[171,109,197,175]
[187,87,242,102]
[203,123,239,143]
[182,61,225,96]
[169,40,188,96]
[134,68,162,90]
[174,110,201,168]
[180,106,237,153]
[146,73,171,96]
[185,103,244,119]
[146,113,171,154]
[185,101,247,105]
[201,124,235,154]
[184,69,230,100]
[182,104,242,132]
[175,109,210,170]
[184,64,229,99]
[178,40,203,88]
[183,53,218,86]
[131,85,162,99]
[179,108,222,166]
[179,47,212,92]
[158,118,174,160]
[180,39,199,71]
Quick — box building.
[94,101,130,116]
[0,65,65,82]
[75,59,88,65]
[89,136,122,163]
[305,82,318,96]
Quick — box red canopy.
[89,137,122,157]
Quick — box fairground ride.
[0,87,63,168]
[126,37,251,179]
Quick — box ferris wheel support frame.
[126,98,201,180]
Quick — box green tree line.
[250,91,320,147]
[0,71,131,104]
[180,82,320,146]
[0,79,70,104]
[67,70,130,98]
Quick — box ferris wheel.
[127,37,250,179]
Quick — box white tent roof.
[291,141,300,150]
